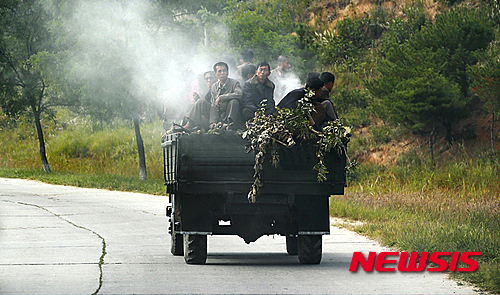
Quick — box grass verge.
[0,168,165,195]
[331,189,500,293]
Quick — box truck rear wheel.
[170,226,184,256]
[286,236,298,255]
[184,234,207,264]
[298,235,322,264]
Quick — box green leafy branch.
[243,90,353,203]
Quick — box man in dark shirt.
[278,76,324,109]
[277,76,325,129]
[242,61,275,121]
[317,71,338,121]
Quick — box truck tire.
[170,226,184,256]
[184,234,207,264]
[286,236,298,255]
[298,235,322,264]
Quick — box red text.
[349,251,481,272]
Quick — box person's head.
[305,76,324,98]
[241,63,257,81]
[213,61,229,83]
[222,56,237,78]
[240,49,254,63]
[255,61,271,83]
[320,72,335,91]
[306,72,320,81]
[277,55,291,72]
[203,71,216,88]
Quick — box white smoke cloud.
[272,73,302,104]
[65,0,223,122]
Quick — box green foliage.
[314,14,373,67]
[481,0,500,25]
[314,5,393,68]
[468,38,500,114]
[367,5,495,144]
[376,2,427,56]
[411,5,495,97]
[243,91,351,202]
[330,86,372,127]
[0,0,54,113]
[223,0,315,74]
[367,43,463,141]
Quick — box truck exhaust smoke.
[64,0,222,122]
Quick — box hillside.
[355,105,499,167]
[309,0,442,28]
[306,0,500,166]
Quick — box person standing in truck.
[242,61,275,121]
[209,61,243,130]
[236,49,255,78]
[177,71,217,131]
[317,71,338,121]
[269,55,293,104]
[238,63,257,87]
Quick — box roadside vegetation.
[333,144,500,292]
[0,110,165,195]
[1,0,499,292]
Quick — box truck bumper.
[174,193,330,243]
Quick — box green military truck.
[162,132,346,264]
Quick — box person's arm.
[242,81,257,111]
[265,82,276,114]
[209,84,220,125]
[218,79,242,103]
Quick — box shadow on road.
[204,252,352,267]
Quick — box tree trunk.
[204,25,210,47]
[30,103,51,172]
[429,127,436,166]
[443,121,453,146]
[133,118,147,180]
[491,111,495,152]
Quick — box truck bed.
[162,132,346,197]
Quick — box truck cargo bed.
[162,133,345,196]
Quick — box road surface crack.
[18,202,106,295]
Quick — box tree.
[223,0,315,75]
[411,5,495,97]
[376,2,428,57]
[149,0,228,52]
[0,0,75,172]
[314,12,380,68]
[367,46,461,162]
[469,41,500,152]
[367,5,495,162]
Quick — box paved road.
[0,178,478,294]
